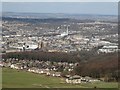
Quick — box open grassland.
[2,68,118,88]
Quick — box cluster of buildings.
[1,58,78,76]
[28,68,61,77]
[0,58,101,84]
[2,19,119,54]
[66,75,100,84]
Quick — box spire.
[66,25,69,35]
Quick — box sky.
[1,0,119,2]
[2,2,118,15]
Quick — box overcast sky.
[1,0,119,2]
[2,2,118,15]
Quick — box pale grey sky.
[2,2,118,15]
[1,0,119,2]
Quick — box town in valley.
[1,2,119,88]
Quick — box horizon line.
[2,12,118,16]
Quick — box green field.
[2,68,119,88]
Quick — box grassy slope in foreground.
[2,68,118,88]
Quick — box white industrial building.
[98,45,118,53]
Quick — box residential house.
[66,75,82,84]
[47,71,56,76]
[28,67,38,73]
[84,76,100,83]
[47,71,61,77]
[55,72,61,77]
[10,64,23,70]
[38,69,49,74]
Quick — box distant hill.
[2,17,70,23]
[2,12,117,22]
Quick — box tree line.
[2,51,80,63]
[74,52,119,82]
